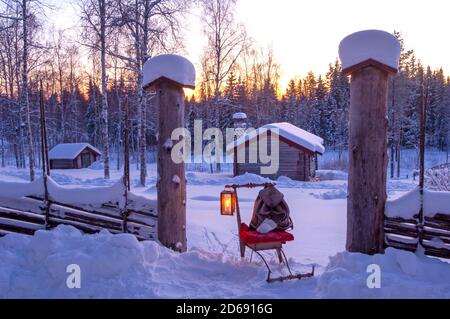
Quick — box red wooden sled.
[227,183,315,283]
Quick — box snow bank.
[386,188,450,219]
[187,172,273,186]
[46,177,124,206]
[339,30,401,72]
[316,170,348,181]
[0,175,132,207]
[0,226,265,298]
[423,190,450,217]
[1,226,449,298]
[316,248,450,298]
[312,189,347,200]
[385,188,421,219]
[142,54,195,89]
[88,161,104,170]
[0,178,44,199]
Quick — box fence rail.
[0,195,157,241]
[384,214,450,259]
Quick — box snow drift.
[385,188,450,219]
[1,225,449,299]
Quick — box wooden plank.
[26,196,157,227]
[433,214,450,222]
[0,217,44,235]
[423,226,450,239]
[385,220,418,230]
[424,247,450,259]
[47,217,118,234]
[0,206,45,224]
[384,227,419,239]
[422,234,450,244]
[1,196,156,241]
[424,220,450,232]
[385,216,418,225]
[385,237,418,252]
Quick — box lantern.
[220,187,236,216]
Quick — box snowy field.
[0,152,449,298]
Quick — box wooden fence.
[385,212,450,259]
[0,183,157,241]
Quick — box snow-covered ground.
[0,160,449,298]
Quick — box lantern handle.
[224,182,276,190]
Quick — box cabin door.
[81,152,91,168]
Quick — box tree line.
[1,0,449,182]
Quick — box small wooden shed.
[228,123,325,181]
[49,143,101,169]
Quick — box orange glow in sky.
[52,0,450,92]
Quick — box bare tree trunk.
[100,0,110,179]
[0,112,4,167]
[137,2,147,187]
[124,96,130,192]
[59,68,65,143]
[113,65,121,171]
[390,143,395,179]
[397,129,402,178]
[21,0,35,181]
[13,8,25,169]
[138,69,147,186]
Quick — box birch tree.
[200,0,248,172]
[79,0,113,179]
[112,0,187,186]
[1,0,46,180]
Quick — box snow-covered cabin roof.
[142,54,196,89]
[227,122,325,155]
[49,143,101,160]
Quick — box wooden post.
[155,80,187,252]
[142,54,195,253]
[339,30,400,255]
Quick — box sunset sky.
[51,0,450,91]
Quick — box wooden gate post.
[339,30,401,254]
[142,54,195,252]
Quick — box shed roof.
[226,122,325,155]
[49,143,101,160]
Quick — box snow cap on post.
[339,30,401,76]
[232,112,247,120]
[142,54,196,90]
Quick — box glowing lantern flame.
[220,188,236,216]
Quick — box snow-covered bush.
[425,167,450,191]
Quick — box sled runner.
[222,183,315,283]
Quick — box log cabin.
[49,143,101,169]
[228,122,325,181]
